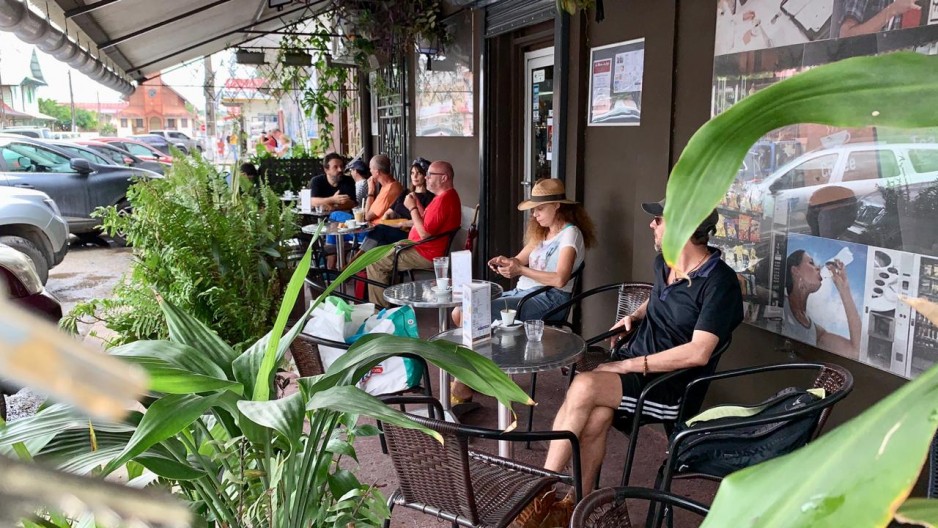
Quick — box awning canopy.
[7,0,332,94]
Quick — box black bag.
[670,387,822,478]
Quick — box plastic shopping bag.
[349,306,425,395]
[301,296,374,370]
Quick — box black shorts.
[611,372,685,431]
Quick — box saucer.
[492,321,523,333]
[430,286,452,295]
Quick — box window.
[0,143,74,173]
[120,118,128,128]
[181,118,188,128]
[134,118,144,129]
[167,118,176,129]
[842,151,900,182]
[124,143,154,157]
[770,154,838,191]
[63,147,110,165]
[909,149,938,174]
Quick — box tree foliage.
[61,153,299,348]
[37,98,98,131]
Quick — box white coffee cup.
[436,277,451,290]
[500,309,517,326]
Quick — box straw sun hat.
[517,179,578,211]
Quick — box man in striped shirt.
[542,199,742,495]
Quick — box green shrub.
[62,154,298,348]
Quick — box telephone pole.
[67,70,76,132]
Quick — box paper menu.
[299,189,311,213]
[462,281,491,346]
[451,250,472,291]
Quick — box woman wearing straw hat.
[451,178,595,406]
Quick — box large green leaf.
[307,386,442,443]
[663,52,938,267]
[110,340,228,379]
[160,299,239,378]
[237,392,305,449]
[703,363,938,527]
[235,316,305,402]
[113,356,241,395]
[135,450,205,480]
[325,333,532,415]
[102,392,224,475]
[252,241,316,401]
[896,498,938,527]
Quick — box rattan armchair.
[570,486,708,528]
[378,395,583,528]
[649,362,853,495]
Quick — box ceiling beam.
[98,0,235,51]
[64,0,126,19]
[125,1,328,75]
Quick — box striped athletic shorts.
[612,372,684,431]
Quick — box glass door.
[523,47,554,199]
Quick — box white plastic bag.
[301,297,374,370]
[354,307,424,396]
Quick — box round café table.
[301,221,373,270]
[432,326,585,457]
[383,279,503,413]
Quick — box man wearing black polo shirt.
[309,152,356,211]
[541,199,743,501]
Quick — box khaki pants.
[367,248,433,307]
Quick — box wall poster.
[587,38,644,126]
[711,0,938,379]
[414,10,474,137]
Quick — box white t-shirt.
[516,225,585,293]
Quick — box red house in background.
[116,74,198,135]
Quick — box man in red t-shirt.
[367,160,462,306]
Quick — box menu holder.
[299,189,311,213]
[462,281,491,346]
[451,249,472,292]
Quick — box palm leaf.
[663,52,938,266]
[306,386,441,443]
[702,362,938,527]
[160,299,238,378]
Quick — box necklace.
[669,251,710,284]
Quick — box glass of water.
[524,320,544,342]
[433,256,450,289]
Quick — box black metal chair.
[378,395,583,528]
[570,486,708,528]
[648,362,853,496]
[616,338,732,487]
[930,432,938,499]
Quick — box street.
[5,238,132,420]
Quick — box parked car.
[47,140,122,167]
[92,137,174,166]
[0,135,161,237]
[0,127,53,139]
[0,242,63,421]
[130,133,184,155]
[148,130,202,154]
[755,143,938,236]
[76,140,165,175]
[0,186,69,284]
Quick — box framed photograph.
[587,38,645,126]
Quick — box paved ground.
[9,240,715,525]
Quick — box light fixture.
[235,49,266,65]
[282,51,312,67]
[416,34,443,71]
[268,0,291,10]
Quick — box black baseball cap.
[641,198,720,236]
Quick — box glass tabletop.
[302,222,374,236]
[431,327,585,375]
[383,280,504,309]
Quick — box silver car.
[0,186,69,284]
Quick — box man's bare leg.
[544,371,623,483]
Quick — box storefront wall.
[414,0,911,439]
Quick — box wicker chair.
[650,362,853,496]
[378,395,583,528]
[570,486,708,528]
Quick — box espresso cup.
[500,309,517,326]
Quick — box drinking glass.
[433,256,450,289]
[353,207,365,223]
[524,320,544,342]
